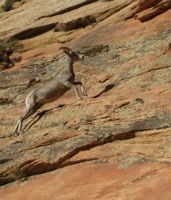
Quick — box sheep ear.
[59,47,64,51]
[60,47,69,52]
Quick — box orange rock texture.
[0,0,170,199]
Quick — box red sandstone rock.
[0,162,170,200]
[0,0,170,199]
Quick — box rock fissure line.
[37,0,99,20]
[11,23,56,40]
[110,65,170,87]
[26,135,79,151]
[16,124,169,177]
[17,127,160,175]
[0,111,169,185]
[130,166,168,184]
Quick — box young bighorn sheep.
[13,47,87,136]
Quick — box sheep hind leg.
[12,108,35,136]
[19,108,36,133]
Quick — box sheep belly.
[36,80,68,104]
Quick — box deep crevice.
[17,131,136,176]
[11,23,56,40]
[37,0,98,20]
[54,15,96,32]
[0,124,169,186]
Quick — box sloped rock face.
[0,162,171,200]
[0,0,171,199]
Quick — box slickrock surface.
[0,0,170,199]
[0,162,170,200]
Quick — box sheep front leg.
[63,81,82,100]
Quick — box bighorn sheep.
[13,47,87,136]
